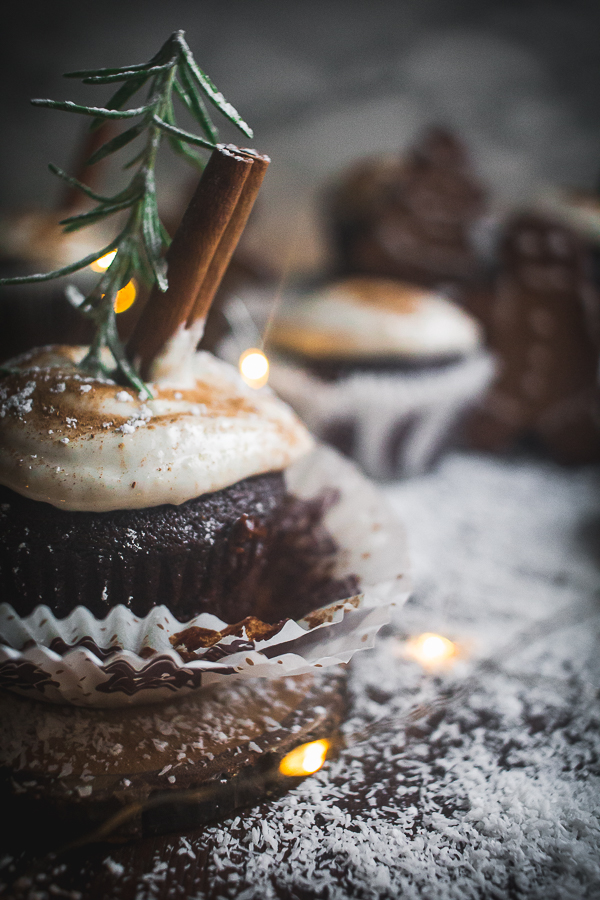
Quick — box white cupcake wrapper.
[219,320,495,479]
[266,351,495,479]
[0,445,409,706]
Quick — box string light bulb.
[90,249,117,272]
[279,739,330,777]
[239,348,269,389]
[404,632,457,670]
[94,278,137,314]
[113,280,136,313]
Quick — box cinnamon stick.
[127,145,253,379]
[187,148,270,327]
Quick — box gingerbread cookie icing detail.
[469,214,600,463]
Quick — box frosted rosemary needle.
[0,30,253,395]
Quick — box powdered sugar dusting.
[0,345,313,511]
[0,380,36,418]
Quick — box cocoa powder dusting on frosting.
[0,345,313,511]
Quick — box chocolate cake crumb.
[0,475,356,623]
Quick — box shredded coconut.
[103,859,124,877]
[3,453,599,899]
[129,455,600,899]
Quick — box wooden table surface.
[2,451,599,900]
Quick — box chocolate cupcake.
[227,276,495,479]
[0,343,321,623]
[0,37,404,712]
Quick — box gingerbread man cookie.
[469,213,600,463]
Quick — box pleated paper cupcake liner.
[266,351,496,479]
[0,445,410,706]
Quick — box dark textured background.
[1,0,599,274]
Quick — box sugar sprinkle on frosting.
[0,345,313,511]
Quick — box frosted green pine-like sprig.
[0,30,252,393]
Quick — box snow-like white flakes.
[153,453,599,900]
[0,380,36,417]
[116,404,153,435]
[103,859,124,877]
[5,453,599,899]
[177,837,195,860]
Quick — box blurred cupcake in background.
[0,123,140,362]
[268,275,481,375]
[220,275,494,479]
[535,183,600,251]
[216,126,497,479]
[218,122,600,472]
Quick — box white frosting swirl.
[270,277,482,360]
[0,346,313,512]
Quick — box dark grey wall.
[2,0,599,274]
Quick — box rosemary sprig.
[0,30,253,394]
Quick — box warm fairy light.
[239,348,269,389]
[114,280,137,314]
[405,633,457,670]
[90,249,117,272]
[97,279,137,314]
[279,739,330,777]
